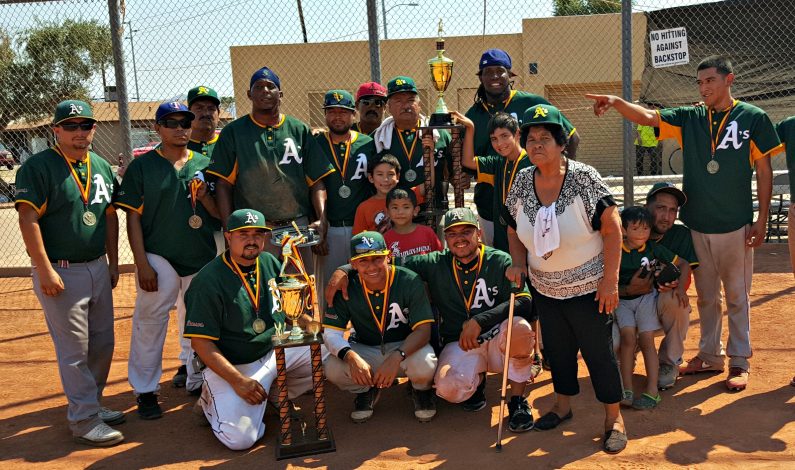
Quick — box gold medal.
[82,211,97,226]
[252,318,266,334]
[338,184,352,199]
[188,214,203,229]
[707,159,720,174]
[405,169,418,182]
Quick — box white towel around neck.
[533,203,560,258]
[373,115,440,153]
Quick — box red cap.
[355,82,387,101]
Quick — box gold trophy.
[427,19,454,127]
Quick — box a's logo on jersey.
[90,174,113,204]
[350,153,368,180]
[69,104,83,115]
[278,138,302,165]
[245,211,259,224]
[198,86,209,95]
[716,121,750,151]
[533,107,549,119]
[386,302,409,330]
[470,278,498,310]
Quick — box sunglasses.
[59,121,95,132]
[158,118,193,129]
[359,98,386,107]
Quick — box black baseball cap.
[646,182,686,206]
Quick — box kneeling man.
[184,209,316,450]
[323,231,438,423]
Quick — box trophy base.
[276,424,336,460]
[428,112,453,128]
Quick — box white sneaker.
[98,407,126,425]
[74,422,124,447]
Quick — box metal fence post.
[107,0,133,166]
[622,0,634,206]
[366,0,382,83]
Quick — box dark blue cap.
[155,101,194,122]
[478,48,513,71]
[250,66,281,90]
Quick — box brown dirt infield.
[0,245,793,469]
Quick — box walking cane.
[496,274,524,452]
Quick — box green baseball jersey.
[403,245,529,342]
[619,241,678,299]
[650,224,699,269]
[465,90,576,220]
[114,149,217,276]
[187,134,219,157]
[658,101,782,234]
[475,150,531,252]
[14,147,115,261]
[378,127,451,193]
[316,131,376,225]
[323,265,434,346]
[207,114,335,221]
[775,116,795,189]
[184,251,284,365]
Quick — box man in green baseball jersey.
[187,85,221,157]
[372,76,451,208]
[323,231,437,423]
[184,209,317,450]
[464,49,579,245]
[314,89,376,307]
[15,99,124,446]
[115,101,220,418]
[587,55,783,391]
[775,116,795,278]
[353,82,388,135]
[326,207,537,432]
[208,66,334,265]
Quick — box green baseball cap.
[226,209,270,232]
[187,86,220,107]
[521,104,567,130]
[442,207,479,231]
[350,231,391,261]
[646,182,687,206]
[323,89,355,111]
[387,76,418,97]
[53,100,96,125]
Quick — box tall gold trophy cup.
[428,19,454,127]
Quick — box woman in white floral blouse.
[503,104,626,454]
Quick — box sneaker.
[136,392,163,420]
[507,396,534,432]
[74,422,124,447]
[529,353,544,381]
[680,357,724,375]
[620,389,634,407]
[412,388,437,423]
[726,367,749,391]
[351,388,380,423]
[461,374,487,412]
[98,407,125,425]
[658,363,678,390]
[172,365,188,388]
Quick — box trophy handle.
[308,274,320,321]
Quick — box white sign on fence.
[649,27,689,68]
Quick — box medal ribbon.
[397,122,420,165]
[502,150,527,204]
[361,264,395,338]
[480,90,516,115]
[54,145,91,206]
[227,252,261,314]
[325,131,354,181]
[189,179,201,211]
[452,244,486,314]
[708,99,738,157]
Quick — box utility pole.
[123,20,140,101]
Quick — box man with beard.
[315,90,376,304]
[352,82,388,135]
[326,208,537,432]
[187,86,221,157]
[15,100,123,446]
[115,102,220,419]
[208,66,334,264]
[464,49,579,246]
[184,209,318,450]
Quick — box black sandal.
[533,410,573,431]
[603,428,628,454]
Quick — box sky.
[0,0,722,107]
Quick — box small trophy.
[427,19,455,127]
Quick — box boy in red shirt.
[383,188,442,262]
[353,155,400,234]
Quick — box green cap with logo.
[521,104,567,130]
[226,209,270,232]
[323,89,355,111]
[646,182,687,206]
[350,231,391,261]
[187,86,220,107]
[53,100,96,125]
[387,76,418,97]
[442,207,479,231]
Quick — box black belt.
[328,220,353,228]
[48,256,102,267]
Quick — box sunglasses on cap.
[59,121,95,132]
[157,118,193,129]
[359,98,386,107]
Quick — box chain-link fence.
[1,0,793,284]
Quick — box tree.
[553,0,622,16]
[0,20,112,131]
[219,96,236,118]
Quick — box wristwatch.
[395,348,407,359]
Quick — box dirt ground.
[0,245,793,469]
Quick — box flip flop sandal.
[632,393,661,410]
